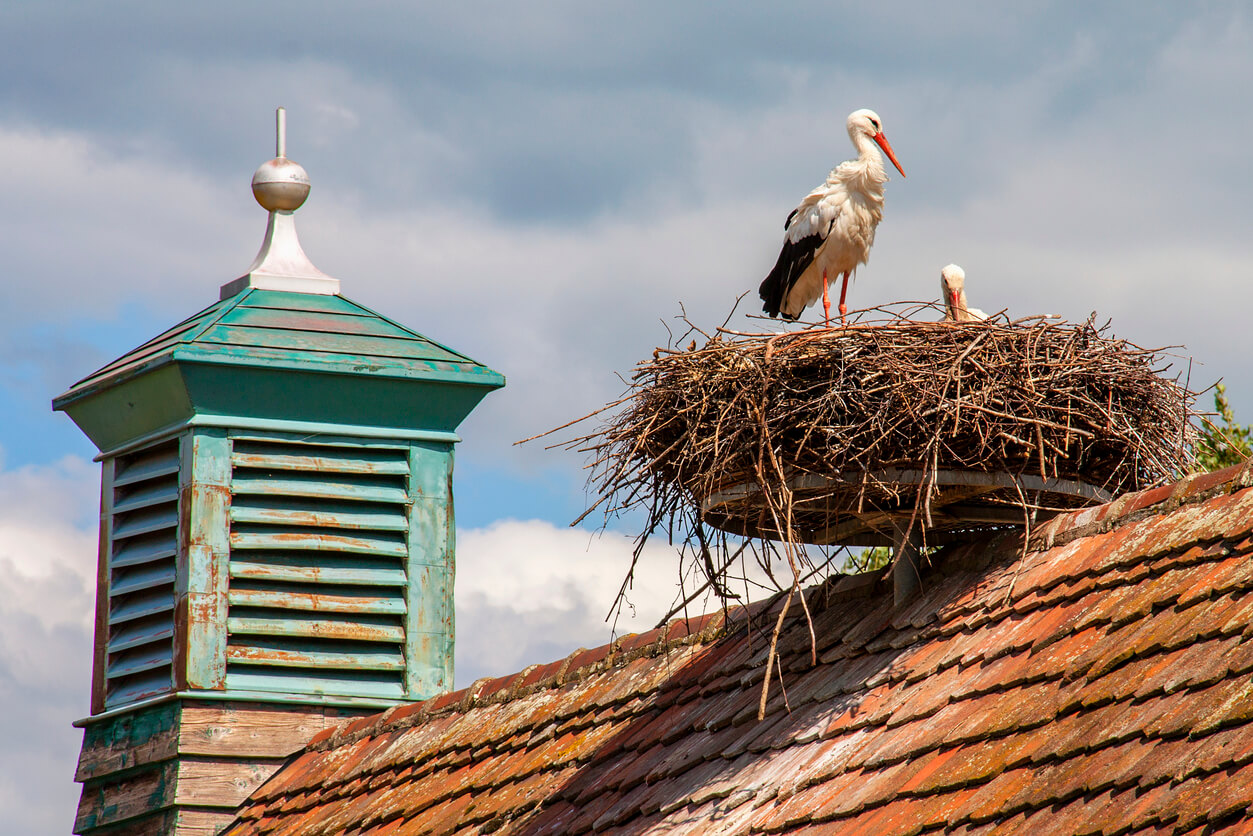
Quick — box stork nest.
[560,308,1196,560]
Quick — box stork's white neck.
[851,131,886,175]
[832,131,888,199]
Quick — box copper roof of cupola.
[223,460,1253,836]
[55,287,501,404]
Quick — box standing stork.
[940,264,988,322]
[758,108,906,324]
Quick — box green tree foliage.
[843,544,934,574]
[844,546,892,574]
[1196,383,1253,472]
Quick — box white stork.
[758,108,906,324]
[940,264,988,322]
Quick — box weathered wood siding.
[74,701,369,835]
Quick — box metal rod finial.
[276,107,287,158]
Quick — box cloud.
[454,519,686,686]
[0,454,98,836]
[453,518,838,688]
[0,126,253,323]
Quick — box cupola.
[55,109,503,836]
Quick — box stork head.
[941,264,966,312]
[847,109,906,177]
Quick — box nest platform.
[700,466,1114,547]
[576,310,1194,551]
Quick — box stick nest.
[569,310,1196,551]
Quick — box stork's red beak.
[949,290,960,308]
[873,132,906,178]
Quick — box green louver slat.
[106,435,178,709]
[227,642,405,671]
[230,529,407,556]
[106,669,175,706]
[110,539,178,569]
[231,472,407,504]
[231,448,410,476]
[112,478,179,514]
[111,505,179,539]
[229,557,406,587]
[106,641,174,679]
[227,614,404,643]
[108,619,175,653]
[111,447,180,487]
[230,500,408,532]
[225,669,404,700]
[110,561,177,596]
[109,587,175,625]
[228,587,406,615]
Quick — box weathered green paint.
[404,442,455,699]
[54,288,503,430]
[231,472,409,505]
[225,669,404,699]
[182,430,230,691]
[231,446,411,474]
[228,555,407,586]
[227,613,405,642]
[228,587,406,614]
[226,644,405,670]
[229,500,409,531]
[77,700,181,782]
[62,363,196,462]
[59,365,497,454]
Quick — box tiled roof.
[225,461,1253,836]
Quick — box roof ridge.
[305,608,728,752]
[180,287,253,343]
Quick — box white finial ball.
[251,157,310,212]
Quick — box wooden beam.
[178,703,360,759]
[173,759,285,809]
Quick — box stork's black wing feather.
[758,232,824,319]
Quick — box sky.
[2,3,1252,833]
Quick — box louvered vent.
[226,436,410,699]
[105,439,180,708]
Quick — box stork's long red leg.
[821,270,830,325]
[838,271,851,324]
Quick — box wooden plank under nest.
[700,468,1114,546]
